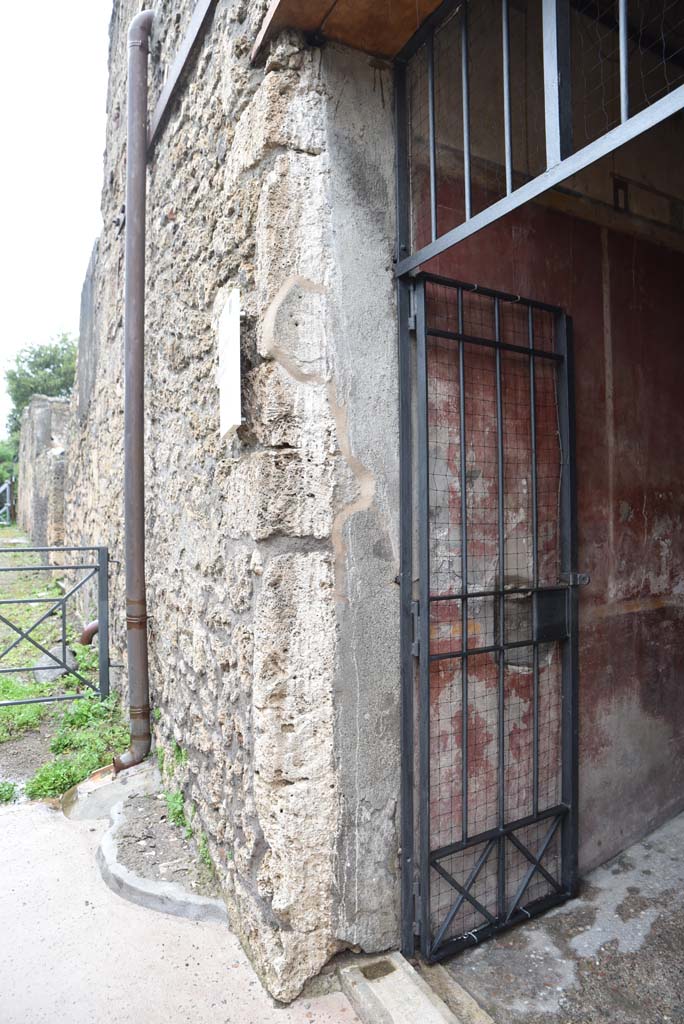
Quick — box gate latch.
[560,572,591,587]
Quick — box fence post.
[97,547,110,699]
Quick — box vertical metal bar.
[555,313,579,896]
[399,278,416,954]
[528,307,540,819]
[618,0,629,123]
[98,547,110,700]
[416,279,433,955]
[461,2,472,220]
[427,32,438,241]
[494,298,506,919]
[61,599,67,669]
[542,0,573,167]
[502,0,513,195]
[396,62,417,957]
[458,288,469,844]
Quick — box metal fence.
[0,546,110,707]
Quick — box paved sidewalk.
[0,801,359,1024]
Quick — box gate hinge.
[413,880,421,936]
[411,600,420,656]
[560,572,591,587]
[407,284,417,333]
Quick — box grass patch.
[24,693,129,800]
[0,781,17,803]
[0,675,58,742]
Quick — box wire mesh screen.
[418,276,572,959]
[404,0,684,262]
[573,0,684,146]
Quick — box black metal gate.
[400,273,583,961]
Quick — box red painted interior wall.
[422,197,684,871]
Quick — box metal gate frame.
[398,270,582,959]
[391,0,683,960]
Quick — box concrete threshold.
[338,950,492,1024]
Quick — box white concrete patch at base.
[61,758,160,820]
[338,951,462,1024]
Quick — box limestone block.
[224,450,334,540]
[225,66,324,186]
[255,149,332,326]
[225,549,253,612]
[247,361,334,456]
[251,552,341,999]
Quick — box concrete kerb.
[60,765,495,1017]
[62,759,228,925]
[97,799,228,924]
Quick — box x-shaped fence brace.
[430,814,564,955]
[0,563,100,705]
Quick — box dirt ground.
[116,791,221,899]
[437,811,684,1024]
[0,717,57,785]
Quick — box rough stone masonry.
[63,0,401,1001]
[18,395,70,549]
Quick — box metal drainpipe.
[114,9,154,773]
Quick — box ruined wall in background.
[17,395,70,547]
[65,0,399,1001]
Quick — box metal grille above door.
[403,273,581,961]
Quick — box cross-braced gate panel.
[406,274,579,961]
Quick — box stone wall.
[17,395,70,547]
[65,0,400,1001]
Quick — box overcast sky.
[0,2,111,439]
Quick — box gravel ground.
[116,791,221,899]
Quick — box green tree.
[0,439,15,483]
[5,334,77,438]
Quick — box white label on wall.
[217,288,241,437]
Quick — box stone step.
[338,951,463,1024]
